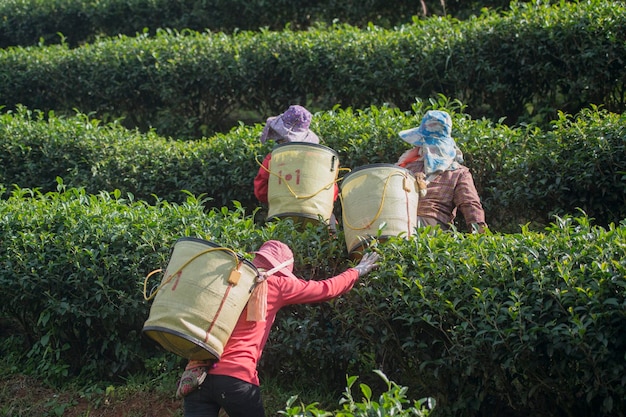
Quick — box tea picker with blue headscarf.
[396,110,487,233]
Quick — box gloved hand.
[353,252,380,277]
[471,223,488,234]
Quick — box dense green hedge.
[485,106,626,231]
[0,186,345,381]
[1,102,625,232]
[0,0,624,137]
[263,217,626,417]
[1,187,624,416]
[0,0,512,48]
[0,106,266,211]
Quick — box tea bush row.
[0,0,431,48]
[0,185,624,417]
[264,216,626,417]
[1,101,625,232]
[0,0,624,137]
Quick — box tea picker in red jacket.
[253,105,339,230]
[178,240,380,417]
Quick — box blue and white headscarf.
[398,110,463,178]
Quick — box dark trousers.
[183,374,265,417]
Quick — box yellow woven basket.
[142,238,258,360]
[340,164,420,254]
[266,142,340,224]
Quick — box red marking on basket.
[205,280,235,342]
[171,271,183,291]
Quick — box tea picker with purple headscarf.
[396,110,487,233]
[253,105,338,204]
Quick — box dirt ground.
[2,374,184,417]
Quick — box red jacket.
[208,268,359,385]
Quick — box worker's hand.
[353,252,380,277]
[471,223,488,234]
[175,359,214,399]
[176,366,208,399]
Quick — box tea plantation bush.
[6,0,572,51]
[0,0,624,137]
[1,101,625,232]
[0,0,547,50]
[0,186,624,417]
[0,0,436,48]
[264,216,626,417]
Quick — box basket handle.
[143,268,164,301]
[142,247,244,301]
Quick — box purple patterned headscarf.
[260,105,320,144]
